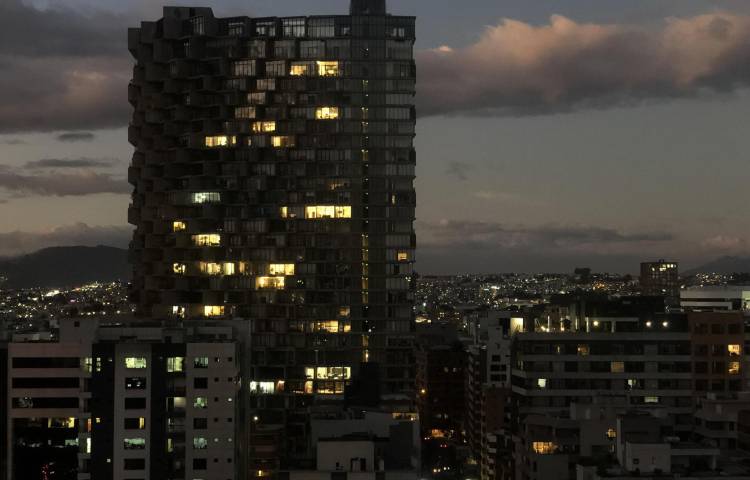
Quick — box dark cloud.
[24,158,115,170]
[419,220,672,250]
[0,1,126,57]
[418,13,750,117]
[445,161,472,181]
[0,170,129,197]
[0,223,131,257]
[57,132,96,142]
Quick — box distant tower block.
[351,0,387,15]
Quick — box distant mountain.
[0,246,129,289]
[683,256,750,276]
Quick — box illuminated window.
[304,366,351,380]
[537,378,547,389]
[315,106,339,120]
[223,262,236,275]
[194,357,209,368]
[317,61,339,76]
[235,106,256,119]
[172,306,186,318]
[173,221,186,232]
[305,205,352,219]
[200,262,223,275]
[193,437,208,449]
[577,344,590,356]
[269,264,295,276]
[205,135,237,148]
[173,263,186,275]
[271,136,295,148]
[290,63,311,76]
[193,234,221,246]
[397,251,409,262]
[191,192,221,204]
[252,121,276,133]
[644,396,660,404]
[249,381,277,394]
[339,306,351,317]
[532,442,556,454]
[606,428,617,439]
[124,438,146,450]
[611,361,625,373]
[312,321,349,333]
[204,305,225,317]
[280,206,289,218]
[728,361,741,375]
[256,276,285,290]
[728,344,741,356]
[194,397,208,409]
[125,357,147,369]
[167,357,184,373]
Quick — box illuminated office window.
[191,192,221,204]
[194,397,208,409]
[203,305,225,317]
[124,438,146,450]
[317,61,339,76]
[606,428,617,439]
[193,437,208,449]
[205,135,237,147]
[235,106,256,119]
[397,251,409,262]
[315,106,339,120]
[167,357,184,373]
[728,344,741,356]
[532,442,557,454]
[172,306,186,318]
[305,205,352,219]
[223,262,236,275]
[200,262,223,275]
[537,378,547,389]
[252,121,276,133]
[269,264,295,276]
[271,135,295,148]
[125,357,147,369]
[173,263,186,275]
[312,321,349,333]
[256,276,285,290]
[173,221,187,232]
[304,366,351,380]
[193,234,221,247]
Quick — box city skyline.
[2,0,750,273]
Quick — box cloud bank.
[418,13,750,116]
[0,170,129,196]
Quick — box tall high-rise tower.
[128,0,416,465]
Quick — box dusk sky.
[1,0,750,273]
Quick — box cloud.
[701,235,746,251]
[445,161,472,181]
[57,132,96,142]
[0,170,129,196]
[0,138,25,145]
[418,219,673,254]
[0,223,131,257]
[418,13,750,117]
[24,157,114,170]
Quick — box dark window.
[12,357,80,368]
[124,418,145,429]
[12,397,78,408]
[12,377,79,388]
[125,398,147,409]
[729,323,742,334]
[124,458,146,470]
[194,418,208,429]
[193,458,207,470]
[194,377,208,389]
[711,324,725,334]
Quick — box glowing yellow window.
[269,264,295,276]
[204,305,225,317]
[577,344,590,356]
[252,121,276,133]
[728,344,741,356]
[290,64,309,76]
[313,321,339,333]
[611,361,625,373]
[223,262,236,275]
[125,357,147,369]
[316,107,339,120]
[317,61,339,76]
[205,135,236,147]
[172,306,186,318]
[305,205,351,219]
[729,361,741,375]
[271,136,295,148]
[606,428,617,439]
[280,206,289,218]
[200,262,222,275]
[173,221,186,232]
[173,263,186,275]
[397,252,409,262]
[192,234,221,247]
[532,442,556,455]
[256,276,285,290]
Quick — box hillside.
[0,246,129,289]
